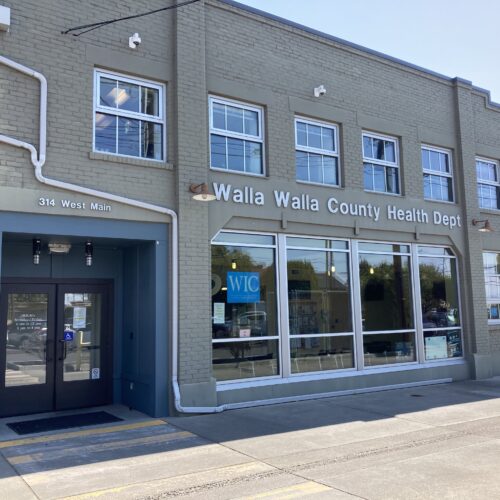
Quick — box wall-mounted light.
[189,183,216,201]
[231,259,237,270]
[85,241,93,267]
[314,84,326,97]
[128,32,141,49]
[32,238,41,265]
[472,219,493,233]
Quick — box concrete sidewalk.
[1,379,500,499]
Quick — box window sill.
[216,358,466,391]
[89,151,174,170]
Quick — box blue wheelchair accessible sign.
[227,272,260,303]
[63,330,74,342]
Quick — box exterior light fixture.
[48,242,71,254]
[231,259,237,270]
[369,267,375,275]
[313,84,326,97]
[85,241,93,266]
[472,219,493,233]
[331,265,336,274]
[189,183,216,202]
[32,238,41,265]
[128,32,141,49]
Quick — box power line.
[61,0,202,37]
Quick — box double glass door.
[0,282,112,417]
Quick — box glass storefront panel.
[212,233,462,382]
[62,293,102,382]
[290,336,354,374]
[5,293,48,387]
[211,244,277,341]
[419,256,460,328]
[287,237,348,250]
[363,332,416,366]
[358,243,410,254]
[424,329,462,360]
[359,253,413,331]
[212,340,279,381]
[287,249,352,335]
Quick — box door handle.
[58,339,67,361]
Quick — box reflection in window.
[209,97,264,175]
[362,133,399,194]
[483,252,500,322]
[422,146,454,202]
[94,71,164,160]
[5,294,48,387]
[359,254,413,332]
[211,233,278,381]
[419,250,462,360]
[477,158,500,210]
[364,332,415,366]
[290,336,354,374]
[287,238,353,374]
[359,246,415,366]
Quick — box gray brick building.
[0,0,500,417]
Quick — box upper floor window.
[483,252,500,322]
[93,71,165,161]
[477,157,500,210]
[362,132,400,195]
[295,118,339,186]
[422,146,454,202]
[209,96,264,175]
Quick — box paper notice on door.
[91,368,100,380]
[213,303,225,324]
[239,328,251,338]
[73,307,86,328]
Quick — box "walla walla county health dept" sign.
[212,183,462,230]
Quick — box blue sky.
[237,0,500,102]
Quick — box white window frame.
[212,231,464,387]
[285,235,355,376]
[294,117,340,187]
[93,69,166,162]
[483,252,500,324]
[211,231,280,384]
[476,157,500,211]
[209,96,265,176]
[422,145,454,203]
[362,132,401,196]
[416,245,463,362]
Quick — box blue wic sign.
[227,272,260,303]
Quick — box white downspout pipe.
[0,55,221,413]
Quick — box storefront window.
[211,233,278,381]
[211,233,463,383]
[419,246,462,360]
[287,237,354,374]
[359,243,415,365]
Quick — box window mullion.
[278,234,291,378]
[351,240,364,371]
[412,245,425,363]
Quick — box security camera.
[314,85,326,97]
[129,33,141,49]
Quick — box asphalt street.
[1,378,500,499]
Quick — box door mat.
[7,411,123,435]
